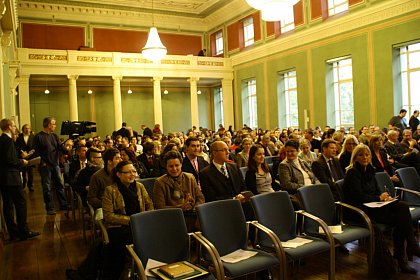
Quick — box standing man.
[389,109,409,133]
[409,110,419,134]
[312,139,345,201]
[0,118,39,240]
[182,137,209,188]
[15,124,35,192]
[33,117,69,215]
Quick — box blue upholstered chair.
[251,191,335,280]
[297,184,374,273]
[195,199,283,280]
[138,178,156,202]
[127,208,217,280]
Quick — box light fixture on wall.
[142,0,167,62]
[163,89,169,95]
[87,80,93,94]
[44,79,50,95]
[245,0,299,21]
[128,82,133,94]
[197,90,202,95]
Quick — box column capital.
[153,76,163,82]
[112,75,123,81]
[19,75,30,83]
[67,75,79,80]
[188,77,200,83]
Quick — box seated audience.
[384,129,420,174]
[102,161,154,280]
[342,144,420,274]
[298,138,317,166]
[137,141,161,177]
[181,137,209,189]
[245,144,275,194]
[119,147,149,179]
[87,148,122,210]
[236,138,252,168]
[338,135,359,172]
[278,140,319,195]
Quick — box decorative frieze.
[29,54,67,60]
[77,56,112,62]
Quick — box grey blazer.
[278,158,319,194]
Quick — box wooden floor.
[1,174,420,280]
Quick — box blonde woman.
[298,139,317,166]
[338,135,359,172]
[342,144,420,274]
[236,138,253,168]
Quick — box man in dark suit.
[312,139,344,201]
[0,118,39,241]
[182,137,209,188]
[137,141,161,177]
[115,122,131,139]
[15,124,35,191]
[200,141,246,202]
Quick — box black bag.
[373,229,397,279]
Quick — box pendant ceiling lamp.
[246,0,299,22]
[142,0,167,62]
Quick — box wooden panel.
[294,0,304,26]
[210,32,217,56]
[227,21,240,52]
[21,23,84,50]
[93,28,148,53]
[159,33,202,55]
[266,21,281,37]
[266,22,275,37]
[349,0,364,5]
[253,12,262,42]
[93,28,201,55]
[310,0,322,20]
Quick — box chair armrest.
[296,210,335,247]
[97,219,109,245]
[193,232,224,280]
[126,244,147,280]
[394,187,420,196]
[249,221,287,280]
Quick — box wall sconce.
[197,90,202,95]
[44,79,50,94]
[128,82,133,94]
[163,89,169,95]
[87,80,93,94]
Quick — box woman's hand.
[379,192,391,202]
[181,194,194,210]
[391,175,400,182]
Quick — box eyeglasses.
[120,170,137,174]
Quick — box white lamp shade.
[142,27,167,62]
[44,89,50,94]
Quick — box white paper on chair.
[363,198,397,208]
[94,208,103,221]
[282,237,314,248]
[145,258,167,276]
[319,225,343,234]
[220,249,258,263]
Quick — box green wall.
[233,16,420,130]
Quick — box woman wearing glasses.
[102,160,154,280]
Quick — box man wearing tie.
[15,124,35,191]
[312,139,344,201]
[200,141,246,202]
[181,137,209,188]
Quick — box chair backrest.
[334,179,345,201]
[138,178,156,201]
[297,184,337,233]
[197,199,247,257]
[251,192,296,247]
[130,208,189,266]
[374,172,397,197]
[265,156,276,165]
[239,167,247,180]
[395,167,420,205]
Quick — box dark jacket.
[200,162,246,202]
[0,133,24,186]
[312,156,344,200]
[181,156,209,185]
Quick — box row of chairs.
[126,183,376,280]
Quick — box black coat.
[0,134,24,186]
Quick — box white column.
[189,77,200,129]
[18,75,31,126]
[221,78,234,129]
[9,64,18,121]
[67,75,79,121]
[112,75,123,131]
[153,76,163,132]
[0,29,4,118]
